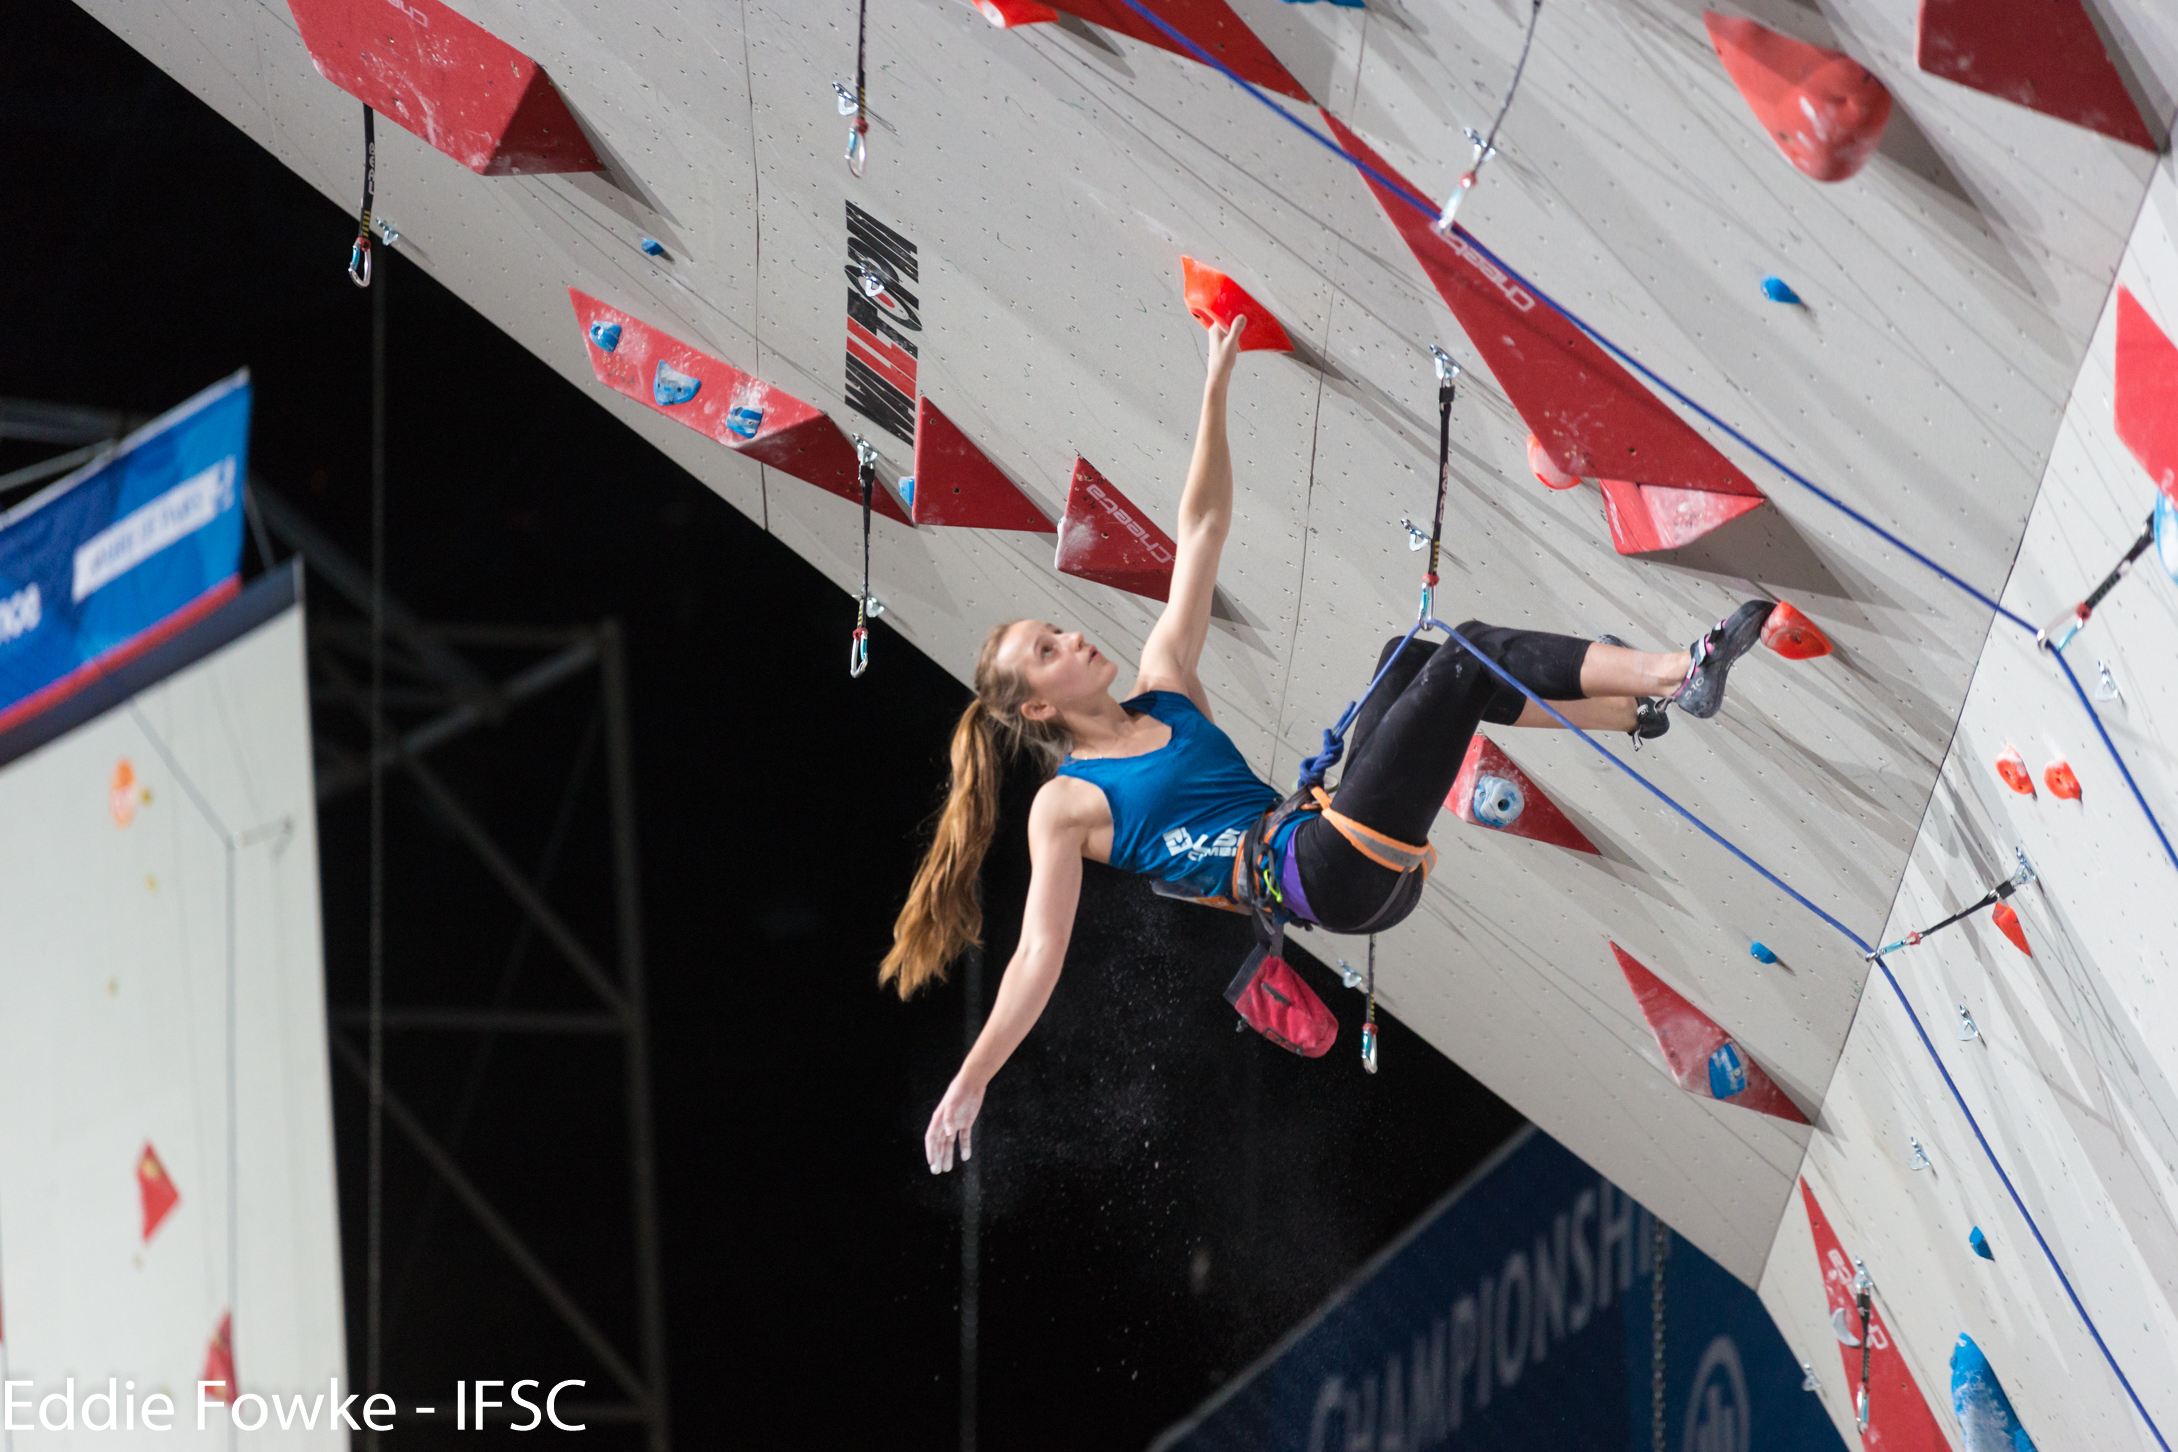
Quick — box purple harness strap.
[1278,829,1318,925]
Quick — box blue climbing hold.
[1951,1334,2036,1452]
[588,321,622,353]
[640,237,666,257]
[898,475,916,507]
[2155,489,2178,585]
[1750,941,1778,964]
[1471,774,1526,828]
[653,361,701,407]
[1760,275,1803,305]
[726,405,765,439]
[1969,1226,1993,1260]
[1707,1041,1749,1099]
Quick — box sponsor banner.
[0,372,249,732]
[1155,1127,1844,1452]
[844,202,920,445]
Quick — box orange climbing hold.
[1704,14,1892,182]
[2043,757,2081,801]
[1527,435,1581,491]
[1760,600,1833,659]
[975,0,1059,24]
[1179,258,1293,352]
[1992,902,2032,956]
[1054,459,1177,601]
[1994,744,2035,797]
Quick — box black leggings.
[1290,621,1591,932]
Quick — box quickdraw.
[850,434,877,677]
[1866,848,2034,959]
[843,0,872,177]
[349,105,377,288]
[2036,509,2155,651]
[1433,0,1543,237]
[1359,935,1378,1074]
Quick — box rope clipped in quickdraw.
[2037,510,2156,651]
[843,0,872,177]
[1851,1260,1874,1433]
[1867,848,2034,959]
[1359,935,1379,1074]
[349,105,377,288]
[1294,347,1457,789]
[1650,1216,1669,1452]
[1434,0,1544,236]
[850,435,877,677]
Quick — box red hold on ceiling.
[1055,459,1177,601]
[1916,0,2154,149]
[1053,0,1312,103]
[1180,258,1294,352]
[1612,942,1807,1122]
[2116,287,2178,504]
[1705,14,1892,182]
[911,398,1053,532]
[1798,1182,1952,1451]
[287,0,602,175]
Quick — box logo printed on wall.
[1086,482,1176,565]
[1683,1335,1751,1452]
[843,203,920,445]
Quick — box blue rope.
[1102,0,2172,877]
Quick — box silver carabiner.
[849,627,870,678]
[846,127,867,177]
[348,237,372,288]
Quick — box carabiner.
[845,126,867,177]
[849,626,870,678]
[348,236,373,289]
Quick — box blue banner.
[1154,1127,1845,1452]
[0,372,249,730]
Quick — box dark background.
[0,4,1523,1446]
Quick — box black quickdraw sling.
[349,105,377,288]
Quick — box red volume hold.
[1916,0,2153,149]
[569,289,906,523]
[1322,114,1768,533]
[1054,459,1176,601]
[1798,1182,1954,1452]
[288,0,602,175]
[2116,288,2178,504]
[911,398,1053,532]
[1704,14,1892,182]
[1599,478,1765,554]
[1611,942,1807,1122]
[1446,734,1599,855]
[976,0,1060,24]
[139,1142,180,1243]
[1180,258,1294,352]
[1760,600,1833,659]
[1054,0,1312,103]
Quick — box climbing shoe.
[1597,635,1671,745]
[1671,601,1776,719]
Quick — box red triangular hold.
[289,0,602,175]
[1611,942,1807,1122]
[1916,0,2153,149]
[2116,288,2178,504]
[1322,114,1766,504]
[1599,478,1766,553]
[568,290,907,523]
[1704,14,1892,182]
[1991,902,2032,955]
[911,398,1052,532]
[202,1312,236,1400]
[1446,735,1599,854]
[974,0,1060,24]
[138,1142,180,1243]
[1180,258,1294,352]
[1054,459,1176,601]
[1054,0,1311,102]
[1798,1182,1953,1452]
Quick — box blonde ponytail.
[881,622,1070,998]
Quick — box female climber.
[887,316,1775,1174]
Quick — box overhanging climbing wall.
[74,0,2178,1444]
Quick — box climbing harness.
[2036,510,2156,651]
[1434,0,1544,237]
[1360,936,1379,1073]
[842,0,872,176]
[1650,1217,1669,1452]
[349,105,377,288]
[1866,849,2035,959]
[850,434,878,677]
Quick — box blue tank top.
[1056,691,1280,898]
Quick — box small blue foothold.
[588,321,622,353]
[1708,1041,1749,1099]
[898,475,916,507]
[726,405,764,439]
[653,361,701,407]
[1471,774,1526,829]
[640,237,666,257]
[1969,1226,1993,1260]
[1760,275,1803,305]
[1750,941,1778,964]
